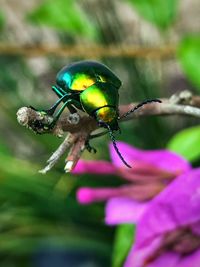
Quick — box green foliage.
[127,0,178,30]
[0,153,112,262]
[167,126,200,162]
[177,36,200,88]
[0,10,5,29]
[112,224,135,267]
[27,0,97,39]
[0,141,11,156]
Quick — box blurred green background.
[0,0,199,266]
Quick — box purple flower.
[73,142,191,224]
[125,168,200,267]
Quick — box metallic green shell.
[80,82,119,116]
[56,60,122,93]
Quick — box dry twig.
[16,90,200,173]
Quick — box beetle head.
[95,106,131,168]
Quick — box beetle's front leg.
[41,93,71,116]
[29,93,70,118]
[49,99,82,128]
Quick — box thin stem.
[0,43,175,59]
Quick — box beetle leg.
[85,139,97,154]
[51,99,82,126]
[52,85,66,98]
[89,130,108,139]
[42,85,75,116]
[28,87,69,115]
[43,94,71,116]
[52,85,82,114]
[67,104,77,114]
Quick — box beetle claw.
[85,140,97,154]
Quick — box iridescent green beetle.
[52,61,121,131]
[40,60,161,168]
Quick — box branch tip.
[64,161,74,173]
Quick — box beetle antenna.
[105,124,131,168]
[119,99,162,120]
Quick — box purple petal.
[109,141,191,173]
[136,168,200,246]
[145,252,180,267]
[191,221,200,236]
[176,249,200,267]
[76,187,129,204]
[72,160,116,175]
[76,188,97,204]
[124,236,163,267]
[125,243,200,267]
[105,197,149,225]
